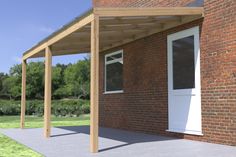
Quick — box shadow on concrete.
[55,126,179,152]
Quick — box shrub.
[0,101,20,115]
[81,101,90,114]
[0,99,90,117]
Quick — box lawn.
[0,115,90,157]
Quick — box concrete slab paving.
[0,126,236,157]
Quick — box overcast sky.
[0,0,92,73]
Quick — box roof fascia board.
[94,7,204,17]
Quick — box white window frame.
[104,50,124,94]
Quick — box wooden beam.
[20,59,27,129]
[53,42,90,48]
[94,7,204,17]
[54,38,120,48]
[44,46,52,138]
[57,36,91,43]
[23,13,94,60]
[68,30,144,44]
[100,24,160,32]
[70,28,150,38]
[74,28,144,35]
[90,15,99,153]
[51,48,90,55]
[52,46,90,52]
[99,16,178,25]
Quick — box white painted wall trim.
[104,50,123,94]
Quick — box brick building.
[95,0,236,146]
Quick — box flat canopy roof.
[23,7,204,60]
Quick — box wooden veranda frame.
[20,7,204,153]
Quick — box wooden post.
[20,59,27,129]
[44,46,52,138]
[90,15,99,153]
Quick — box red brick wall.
[98,0,236,146]
[197,0,236,146]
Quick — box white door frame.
[167,26,202,135]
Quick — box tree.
[0,57,90,100]
[26,62,44,99]
[76,58,90,99]
[0,73,8,92]
[52,66,62,91]
[1,76,20,99]
[0,65,22,99]
[62,57,90,99]
[9,64,22,76]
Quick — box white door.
[167,26,202,135]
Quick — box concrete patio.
[0,126,236,157]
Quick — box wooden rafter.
[52,49,90,56]
[99,16,178,25]
[22,7,204,59]
[100,15,202,51]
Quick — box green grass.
[0,134,42,157]
[0,115,90,129]
[0,115,90,157]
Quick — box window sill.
[103,90,124,94]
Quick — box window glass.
[106,53,122,62]
[105,51,123,92]
[106,62,123,91]
[173,35,195,89]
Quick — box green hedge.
[0,99,90,117]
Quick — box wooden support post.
[20,59,27,129]
[90,15,99,153]
[44,46,52,138]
